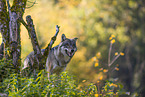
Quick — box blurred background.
[1,0,144,96]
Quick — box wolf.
[23,34,78,78]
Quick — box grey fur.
[23,34,77,78]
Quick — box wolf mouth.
[65,50,74,57]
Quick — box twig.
[109,54,120,67]
[49,25,60,48]
[107,42,121,79]
[43,25,60,56]
[6,0,11,15]
[27,0,38,3]
[108,43,112,66]
[26,0,37,9]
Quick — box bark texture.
[0,0,9,59]
[8,0,27,72]
[26,15,43,70]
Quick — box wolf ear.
[61,34,66,42]
[73,38,78,42]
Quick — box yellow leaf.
[111,39,115,44]
[111,34,115,38]
[120,52,124,56]
[99,68,103,71]
[92,57,97,61]
[109,34,115,40]
[103,69,108,73]
[95,94,99,97]
[110,83,114,87]
[96,52,101,58]
[115,67,119,71]
[110,83,118,87]
[99,76,103,80]
[95,63,99,67]
[109,37,112,40]
[113,84,118,87]
[82,80,86,82]
[97,81,100,83]
[115,52,118,56]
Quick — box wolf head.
[59,34,78,58]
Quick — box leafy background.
[0,0,145,96]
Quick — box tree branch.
[20,18,29,30]
[6,0,27,72]
[6,0,11,16]
[43,25,60,57]
[26,15,42,70]
[108,54,120,67]
[26,0,37,9]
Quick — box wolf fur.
[23,34,78,78]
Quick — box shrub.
[0,70,129,97]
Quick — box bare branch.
[6,0,11,15]
[108,54,121,67]
[27,0,37,3]
[108,43,112,66]
[43,25,60,57]
[49,25,60,49]
[26,15,41,55]
[26,15,43,70]
[26,0,37,9]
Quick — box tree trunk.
[9,0,27,72]
[0,0,9,59]
[1,0,27,73]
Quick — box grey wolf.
[23,34,78,78]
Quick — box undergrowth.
[0,70,129,97]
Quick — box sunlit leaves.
[115,67,119,71]
[115,52,118,56]
[111,39,115,44]
[120,52,124,56]
[1,71,99,96]
[95,62,99,67]
[103,69,108,73]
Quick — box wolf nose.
[71,49,74,53]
